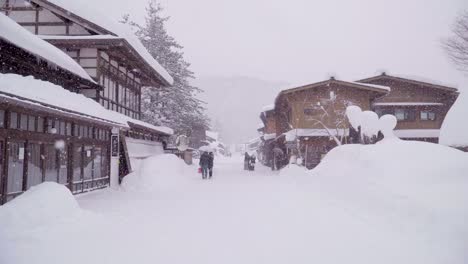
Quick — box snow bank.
[311,139,468,224]
[279,164,308,177]
[441,91,468,147]
[121,154,193,192]
[0,182,79,230]
[0,13,92,81]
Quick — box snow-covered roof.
[284,128,350,142]
[394,129,440,139]
[262,104,275,112]
[0,74,173,135]
[262,133,277,141]
[206,131,219,141]
[126,118,173,136]
[0,13,93,82]
[279,78,391,97]
[347,81,391,91]
[33,0,173,86]
[373,102,444,106]
[257,123,265,130]
[40,35,120,41]
[357,73,458,92]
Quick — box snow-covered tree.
[122,1,210,135]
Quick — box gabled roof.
[279,78,391,96]
[31,0,174,86]
[0,13,93,82]
[357,73,458,93]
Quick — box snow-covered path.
[1,153,467,264]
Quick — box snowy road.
[1,153,467,264]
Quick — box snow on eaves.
[262,104,275,112]
[348,81,391,91]
[394,129,440,139]
[284,129,350,142]
[0,13,93,82]
[373,102,444,106]
[0,74,173,135]
[36,0,173,86]
[206,131,219,141]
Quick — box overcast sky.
[93,0,468,88]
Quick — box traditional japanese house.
[265,74,459,170]
[0,13,126,204]
[257,105,277,167]
[271,77,391,169]
[1,0,174,182]
[357,73,459,143]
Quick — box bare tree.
[443,11,468,74]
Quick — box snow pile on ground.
[307,138,468,262]
[0,182,79,231]
[279,163,308,177]
[441,91,468,147]
[121,154,194,192]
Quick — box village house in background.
[0,0,174,204]
[257,74,459,169]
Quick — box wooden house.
[1,0,174,186]
[358,73,459,143]
[264,74,458,170]
[0,13,121,204]
[258,105,278,167]
[272,77,390,169]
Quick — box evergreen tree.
[123,1,210,135]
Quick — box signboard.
[111,134,119,157]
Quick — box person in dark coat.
[249,155,256,171]
[199,151,210,179]
[244,152,250,170]
[208,152,214,178]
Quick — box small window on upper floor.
[420,111,436,121]
[395,109,416,121]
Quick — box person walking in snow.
[244,152,250,170]
[249,155,256,171]
[199,151,211,179]
[208,152,214,178]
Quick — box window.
[394,109,415,121]
[7,141,25,196]
[0,110,5,128]
[27,143,43,189]
[58,148,68,184]
[44,144,58,182]
[420,111,436,121]
[93,147,102,179]
[73,145,83,184]
[83,146,93,183]
[37,117,44,132]
[27,116,36,132]
[66,122,72,136]
[20,114,28,130]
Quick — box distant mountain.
[194,76,287,145]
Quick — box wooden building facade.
[0,0,174,204]
[261,74,459,170]
[0,23,117,204]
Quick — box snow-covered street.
[2,144,467,264]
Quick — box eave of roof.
[357,73,459,93]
